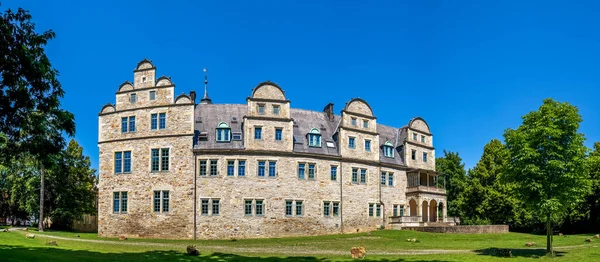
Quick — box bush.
[186,245,200,256]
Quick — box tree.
[46,140,97,230]
[504,98,590,255]
[461,139,532,227]
[1,6,75,231]
[436,150,467,217]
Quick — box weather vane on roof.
[200,68,212,104]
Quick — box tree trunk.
[39,164,45,232]
[546,213,553,255]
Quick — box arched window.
[384,141,394,158]
[216,122,231,142]
[308,128,321,147]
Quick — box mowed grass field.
[1,227,599,261]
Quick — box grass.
[1,229,600,261]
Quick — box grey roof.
[193,104,407,166]
[290,109,341,156]
[194,104,246,150]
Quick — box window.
[210,160,218,176]
[298,163,306,179]
[363,120,369,128]
[333,202,339,216]
[161,148,169,171]
[369,204,374,217]
[272,105,280,115]
[212,199,220,215]
[115,151,131,174]
[365,140,371,152]
[245,200,253,216]
[232,132,242,141]
[269,161,277,177]
[323,202,331,216]
[153,190,169,213]
[308,164,316,180]
[275,128,282,141]
[114,152,122,173]
[349,137,355,149]
[254,127,262,140]
[285,200,293,216]
[360,169,367,184]
[295,201,303,216]
[257,104,265,115]
[149,91,156,101]
[123,151,131,173]
[413,133,418,141]
[151,114,158,130]
[256,200,264,216]
[411,150,417,160]
[423,152,428,163]
[421,135,425,143]
[330,166,337,181]
[238,160,246,177]
[129,116,136,132]
[352,168,358,184]
[199,160,207,176]
[130,93,137,103]
[393,205,398,217]
[113,192,127,214]
[381,172,386,185]
[121,116,135,133]
[351,117,357,126]
[151,148,169,172]
[216,122,231,142]
[388,173,394,187]
[376,204,381,217]
[369,203,381,217]
[201,199,209,215]
[308,128,321,147]
[227,160,235,176]
[400,205,405,216]
[159,113,166,129]
[258,161,265,177]
[384,141,394,158]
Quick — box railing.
[390,216,422,223]
[444,217,460,224]
[406,185,446,194]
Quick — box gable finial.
[200,68,212,104]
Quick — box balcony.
[390,216,421,223]
[406,185,446,194]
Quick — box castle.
[98,59,450,239]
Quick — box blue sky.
[5,1,600,171]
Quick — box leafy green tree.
[436,150,467,217]
[46,140,97,230]
[1,6,75,230]
[504,98,590,255]
[565,142,600,232]
[461,139,532,227]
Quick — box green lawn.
[1,229,599,261]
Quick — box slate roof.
[193,104,407,166]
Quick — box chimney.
[190,91,196,103]
[323,103,334,122]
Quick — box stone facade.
[98,60,447,239]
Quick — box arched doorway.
[438,202,444,221]
[422,201,429,222]
[409,199,417,216]
[429,199,438,222]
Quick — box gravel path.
[7,228,591,256]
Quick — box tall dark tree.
[1,6,75,231]
[436,150,467,217]
[504,98,590,255]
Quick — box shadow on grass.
[0,245,450,262]
[474,247,566,258]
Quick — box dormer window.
[308,128,321,147]
[383,141,394,158]
[216,122,231,142]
